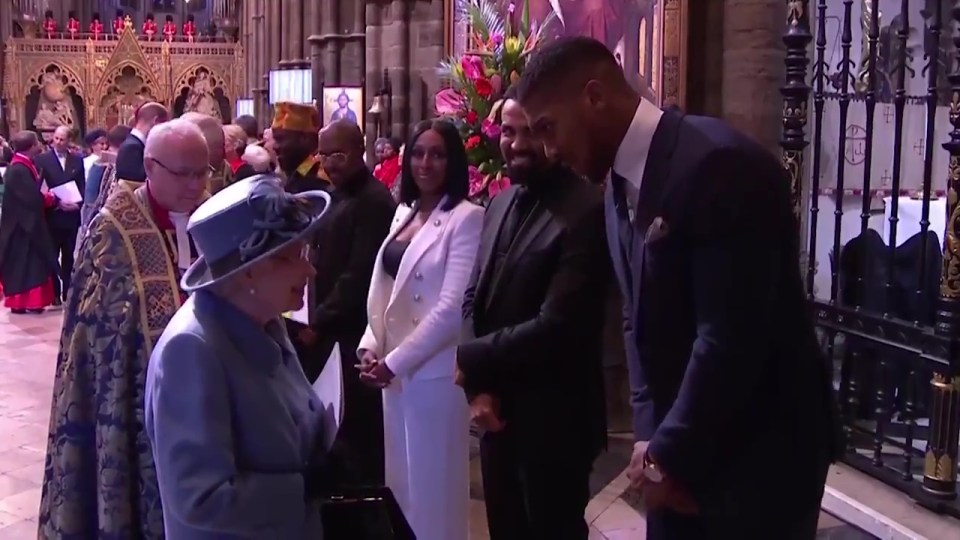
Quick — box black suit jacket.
[35,150,85,230]
[115,133,146,182]
[606,108,840,517]
[304,170,395,372]
[459,172,610,460]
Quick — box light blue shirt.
[146,290,325,538]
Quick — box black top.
[382,239,409,280]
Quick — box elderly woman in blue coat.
[145,174,331,538]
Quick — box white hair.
[144,119,207,158]
[242,145,272,172]
[54,125,71,138]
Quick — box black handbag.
[319,486,416,539]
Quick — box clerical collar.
[145,182,174,230]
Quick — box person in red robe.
[42,10,57,39]
[0,131,61,314]
[113,9,125,36]
[183,15,196,43]
[142,13,158,41]
[163,15,177,42]
[372,137,401,190]
[67,11,80,39]
[90,12,104,40]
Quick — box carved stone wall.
[721,0,785,154]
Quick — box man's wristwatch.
[642,452,664,483]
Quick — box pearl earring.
[249,288,256,296]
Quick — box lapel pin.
[433,219,441,226]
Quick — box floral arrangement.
[435,0,556,206]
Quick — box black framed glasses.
[150,157,215,179]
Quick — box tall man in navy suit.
[116,102,169,183]
[35,125,84,303]
[516,37,840,538]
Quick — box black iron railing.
[782,0,960,518]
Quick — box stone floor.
[0,306,876,539]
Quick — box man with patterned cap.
[39,119,213,538]
[271,101,329,193]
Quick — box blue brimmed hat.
[180,174,329,292]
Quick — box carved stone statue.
[185,70,221,120]
[33,71,78,132]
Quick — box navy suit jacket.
[606,109,840,517]
[35,149,84,230]
[115,133,146,182]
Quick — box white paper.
[283,287,310,324]
[312,342,344,452]
[51,181,82,204]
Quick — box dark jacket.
[459,171,610,461]
[34,149,85,230]
[115,132,146,182]
[306,170,396,367]
[606,108,839,519]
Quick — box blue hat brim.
[179,189,330,293]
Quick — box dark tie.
[497,186,534,254]
[609,171,635,258]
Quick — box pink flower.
[491,33,504,46]
[460,55,485,81]
[435,88,464,115]
[468,166,485,197]
[490,73,502,95]
[488,175,511,198]
[481,118,501,139]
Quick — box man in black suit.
[516,37,840,538]
[115,102,169,182]
[35,125,84,303]
[456,93,609,539]
[294,119,395,484]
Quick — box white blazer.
[358,197,483,380]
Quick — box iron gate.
[781,0,960,516]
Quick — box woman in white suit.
[357,119,483,540]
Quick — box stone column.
[268,0,282,69]
[408,1,445,126]
[319,0,340,82]
[290,0,304,63]
[279,0,292,65]
[363,0,446,139]
[339,0,366,86]
[0,0,11,136]
[721,0,785,154]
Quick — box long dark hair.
[399,119,469,211]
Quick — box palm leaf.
[521,0,531,33]
[436,57,458,81]
[457,0,505,43]
[534,10,558,40]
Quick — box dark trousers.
[288,321,385,486]
[646,507,821,540]
[49,226,77,301]
[479,428,592,540]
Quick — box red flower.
[474,78,493,98]
[465,110,479,124]
[465,135,481,149]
